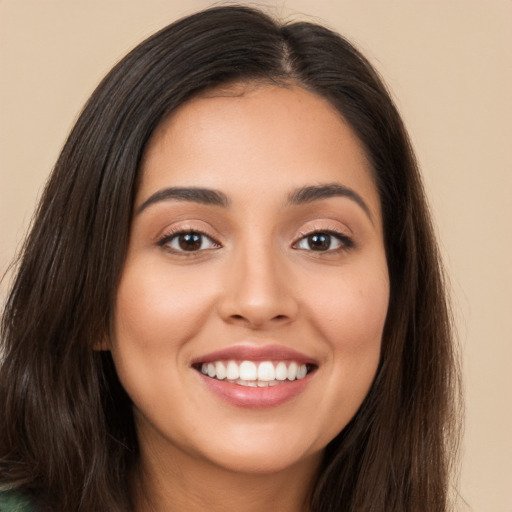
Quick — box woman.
[0,5,460,511]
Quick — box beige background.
[1,1,511,510]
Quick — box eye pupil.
[178,233,202,251]
[308,233,330,251]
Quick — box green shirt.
[0,491,35,512]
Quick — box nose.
[217,243,299,330]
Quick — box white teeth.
[287,362,298,381]
[215,361,226,380]
[236,379,257,387]
[257,361,275,381]
[226,361,239,380]
[297,364,307,379]
[239,361,257,380]
[198,360,310,385]
[275,361,288,380]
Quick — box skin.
[109,83,390,511]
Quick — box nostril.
[229,313,289,324]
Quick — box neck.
[131,438,322,512]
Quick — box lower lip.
[197,372,313,408]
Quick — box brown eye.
[158,231,220,253]
[307,233,331,251]
[294,231,354,252]
[178,233,202,251]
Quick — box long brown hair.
[0,5,461,511]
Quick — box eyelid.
[156,223,222,253]
[292,224,355,251]
[154,220,219,243]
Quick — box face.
[110,84,389,477]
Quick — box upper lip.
[191,344,317,366]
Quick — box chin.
[186,422,326,476]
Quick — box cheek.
[304,262,389,353]
[298,260,389,434]
[109,262,222,422]
[113,263,217,352]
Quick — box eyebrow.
[287,183,373,222]
[136,183,373,222]
[137,187,230,214]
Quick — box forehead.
[138,83,381,221]
[145,82,362,158]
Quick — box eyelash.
[293,229,355,253]
[157,228,221,255]
[156,228,354,255]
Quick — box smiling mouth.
[194,360,316,387]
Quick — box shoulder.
[0,489,35,512]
